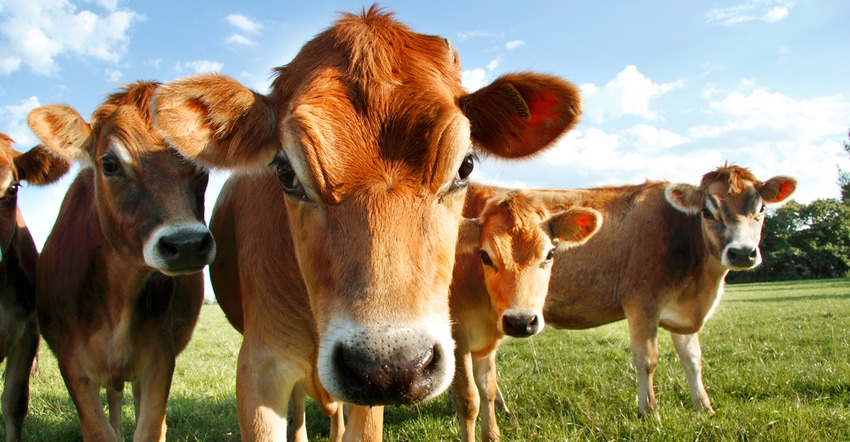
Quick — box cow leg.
[132,347,175,442]
[473,352,501,442]
[328,403,345,442]
[494,383,511,415]
[58,360,119,441]
[627,315,660,420]
[236,336,297,441]
[1,318,38,442]
[450,351,479,442]
[670,332,714,414]
[343,405,383,442]
[106,385,124,441]
[287,383,308,442]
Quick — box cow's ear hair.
[27,104,93,165]
[153,74,279,171]
[665,183,703,215]
[549,207,601,248]
[13,145,71,186]
[456,218,483,255]
[461,73,581,159]
[758,176,797,206]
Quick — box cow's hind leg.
[493,383,511,415]
[287,383,308,442]
[627,314,660,420]
[450,351,479,442]
[107,385,124,441]
[670,332,714,414]
[236,335,298,441]
[1,318,38,442]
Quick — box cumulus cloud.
[706,0,794,26]
[176,60,224,74]
[0,96,42,146]
[461,68,487,91]
[505,40,525,50]
[226,13,262,34]
[0,0,142,76]
[627,124,690,152]
[227,34,256,46]
[581,65,683,124]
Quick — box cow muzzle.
[144,224,216,275]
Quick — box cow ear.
[665,183,703,215]
[456,218,483,255]
[549,207,601,248]
[13,145,71,186]
[27,104,93,164]
[461,73,581,159]
[152,73,279,171]
[759,176,796,205]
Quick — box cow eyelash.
[479,249,495,268]
[270,155,307,200]
[99,154,122,177]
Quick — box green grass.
[6,278,850,440]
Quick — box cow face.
[665,165,796,270]
[458,192,600,337]
[27,83,215,276]
[152,9,582,405]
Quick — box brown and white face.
[666,166,796,270]
[459,192,601,338]
[27,83,215,276]
[152,10,582,406]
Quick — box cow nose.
[726,246,758,268]
[157,229,215,270]
[502,313,540,337]
[331,337,444,405]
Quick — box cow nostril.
[748,249,758,260]
[158,237,180,258]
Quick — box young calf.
[489,165,796,419]
[28,82,216,441]
[0,134,68,442]
[451,189,600,442]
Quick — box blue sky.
[2,0,849,258]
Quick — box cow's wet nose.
[726,246,758,268]
[157,229,215,271]
[502,313,540,337]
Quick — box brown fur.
[29,82,214,441]
[152,6,582,441]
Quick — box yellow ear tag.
[498,84,532,121]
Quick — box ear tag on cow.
[498,84,532,122]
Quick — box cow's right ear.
[456,218,483,255]
[152,73,279,171]
[549,208,602,248]
[14,145,71,186]
[27,104,93,165]
[665,183,703,215]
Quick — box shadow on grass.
[724,293,850,303]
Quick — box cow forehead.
[704,180,761,214]
[481,194,552,266]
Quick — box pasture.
[11,278,850,440]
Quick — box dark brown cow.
[487,165,796,419]
[0,134,68,442]
[450,190,600,441]
[28,82,216,441]
[151,7,582,441]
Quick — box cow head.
[151,8,582,405]
[665,164,796,270]
[0,134,69,263]
[27,82,215,276]
[457,191,600,337]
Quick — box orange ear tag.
[498,84,532,122]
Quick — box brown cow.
[151,7,582,441]
[487,165,796,419]
[0,134,68,442]
[28,82,216,441]
[450,189,601,442]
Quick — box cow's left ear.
[758,176,797,205]
[549,207,602,248]
[14,145,71,186]
[665,183,703,215]
[456,218,483,255]
[460,73,581,159]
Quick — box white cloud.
[226,13,261,34]
[627,124,690,152]
[176,60,224,74]
[0,96,42,146]
[462,68,487,91]
[581,65,683,124]
[505,40,525,50]
[227,34,256,46]
[706,0,794,26]
[0,0,142,76]
[457,30,490,40]
[105,68,122,82]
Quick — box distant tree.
[839,129,850,204]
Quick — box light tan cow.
[0,134,68,442]
[151,6,582,441]
[29,82,216,441]
[450,189,600,441]
[487,164,796,419]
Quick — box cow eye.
[757,204,766,216]
[4,182,19,200]
[272,155,306,199]
[479,249,494,268]
[455,154,475,186]
[545,248,556,263]
[101,155,121,176]
[701,207,715,220]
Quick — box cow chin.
[316,316,455,406]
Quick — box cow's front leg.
[287,382,308,442]
[670,332,714,414]
[1,318,38,442]
[58,359,119,441]
[343,405,383,442]
[627,314,660,420]
[473,351,501,442]
[451,351,479,442]
[133,346,175,442]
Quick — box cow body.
[151,7,582,441]
[29,83,215,441]
[0,134,68,442]
[450,189,600,442]
[482,165,796,418]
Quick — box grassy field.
[8,278,850,441]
